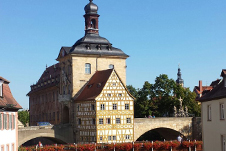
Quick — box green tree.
[18,110,29,127]
[130,74,201,117]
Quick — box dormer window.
[0,80,3,97]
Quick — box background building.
[0,76,22,151]
[198,69,226,151]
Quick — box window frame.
[222,135,226,151]
[116,118,121,124]
[113,104,117,110]
[125,104,129,110]
[220,103,225,120]
[108,136,111,140]
[125,135,130,140]
[126,118,131,124]
[207,105,212,121]
[109,64,114,69]
[100,104,105,110]
[85,63,91,74]
[106,118,111,124]
[99,118,103,124]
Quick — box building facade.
[198,69,226,151]
[0,76,22,151]
[28,0,134,144]
[74,69,134,143]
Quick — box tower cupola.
[176,65,184,87]
[84,0,99,35]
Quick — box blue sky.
[1,0,226,109]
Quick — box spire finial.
[89,0,93,2]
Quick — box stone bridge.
[19,117,201,145]
[18,124,73,146]
[134,117,201,141]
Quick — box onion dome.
[84,0,98,14]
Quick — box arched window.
[109,64,114,69]
[85,63,91,74]
[91,19,96,28]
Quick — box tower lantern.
[84,0,99,35]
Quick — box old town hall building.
[27,0,134,144]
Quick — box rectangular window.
[208,105,212,121]
[222,135,226,151]
[106,118,111,124]
[9,115,12,130]
[125,135,130,140]
[11,144,14,151]
[4,114,7,129]
[85,63,91,74]
[1,145,4,151]
[0,83,2,97]
[125,104,129,110]
[116,118,120,124]
[113,136,116,140]
[78,119,81,125]
[108,136,111,140]
[107,94,111,97]
[92,118,96,125]
[100,104,105,110]
[6,145,9,151]
[113,104,117,110]
[220,104,225,120]
[91,104,95,110]
[99,118,103,124]
[100,136,103,141]
[118,93,122,97]
[13,115,16,129]
[126,118,131,124]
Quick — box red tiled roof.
[0,81,22,110]
[74,69,113,101]
[194,86,213,95]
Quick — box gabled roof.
[74,69,113,101]
[0,77,22,110]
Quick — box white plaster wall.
[202,98,226,151]
[0,111,16,151]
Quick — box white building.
[0,77,22,151]
[198,69,226,151]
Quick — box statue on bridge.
[173,97,189,117]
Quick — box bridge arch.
[18,124,74,146]
[19,132,70,146]
[134,117,193,141]
[136,127,184,141]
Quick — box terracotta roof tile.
[0,81,22,110]
[74,69,113,101]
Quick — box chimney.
[221,70,226,87]
[199,80,202,97]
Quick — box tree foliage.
[18,110,29,127]
[127,74,201,118]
